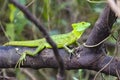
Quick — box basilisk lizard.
[4,22,91,67]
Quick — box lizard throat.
[71,30,83,39]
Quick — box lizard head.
[72,21,91,39]
[72,21,90,32]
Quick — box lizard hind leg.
[15,44,45,68]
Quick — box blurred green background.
[0,0,119,80]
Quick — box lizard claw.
[15,52,27,68]
[68,49,75,55]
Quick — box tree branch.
[0,45,119,77]
[85,4,117,46]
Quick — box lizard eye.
[82,22,85,25]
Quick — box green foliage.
[6,3,28,41]
[15,69,26,80]
[6,23,15,41]
[8,4,16,22]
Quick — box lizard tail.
[4,40,39,47]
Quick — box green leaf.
[8,4,16,22]
[14,12,28,36]
[6,23,15,41]
[18,0,26,5]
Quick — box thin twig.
[116,68,120,79]
[93,56,114,80]
[9,0,65,80]
[17,0,35,15]
[0,22,10,41]
[93,24,119,80]
[21,69,37,80]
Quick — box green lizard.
[4,21,90,68]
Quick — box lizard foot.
[68,48,75,59]
[15,52,27,68]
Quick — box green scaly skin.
[4,22,90,68]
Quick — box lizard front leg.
[64,45,75,54]
[15,44,45,68]
[64,45,75,59]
